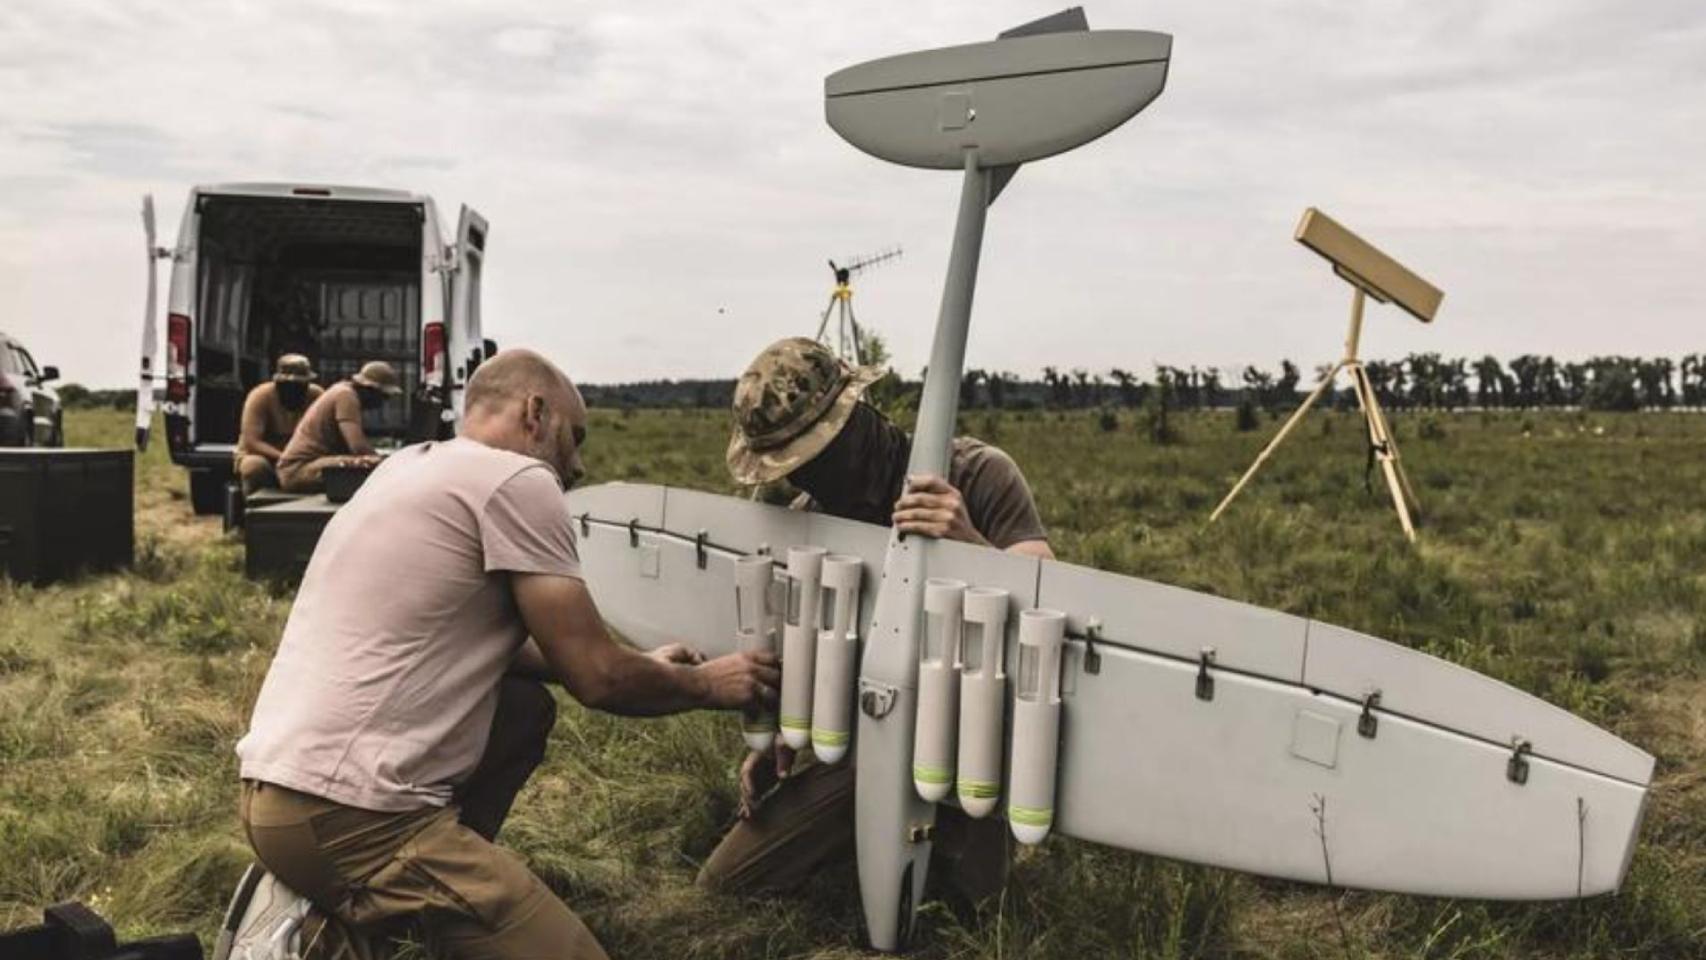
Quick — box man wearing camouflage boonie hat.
[235,353,325,495]
[278,360,401,493]
[705,336,1053,907]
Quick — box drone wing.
[565,481,1651,900]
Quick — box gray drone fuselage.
[823,16,1172,951]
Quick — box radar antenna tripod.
[1209,285,1422,540]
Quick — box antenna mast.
[814,245,902,365]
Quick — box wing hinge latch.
[1507,738,1532,785]
[1195,647,1216,701]
[1358,690,1381,739]
[1081,619,1103,676]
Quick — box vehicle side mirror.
[483,338,498,359]
[40,365,59,382]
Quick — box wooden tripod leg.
[1364,382,1422,513]
[1357,364,1426,511]
[1350,365,1417,541]
[1210,362,1345,524]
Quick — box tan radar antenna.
[815,246,901,365]
[1209,207,1444,541]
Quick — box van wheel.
[48,415,64,447]
[189,468,230,515]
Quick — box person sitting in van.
[234,354,324,495]
[277,360,401,493]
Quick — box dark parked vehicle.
[0,330,62,447]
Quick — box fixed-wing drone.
[566,9,1651,952]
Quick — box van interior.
[192,195,432,444]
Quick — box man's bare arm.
[337,415,376,457]
[893,474,1053,559]
[238,396,283,461]
[511,572,778,716]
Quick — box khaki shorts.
[277,455,341,494]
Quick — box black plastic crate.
[322,464,374,504]
[245,495,340,580]
[0,449,134,585]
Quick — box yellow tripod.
[814,248,901,365]
[815,273,865,365]
[1209,285,1422,540]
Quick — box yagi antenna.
[825,8,1170,952]
[817,246,903,365]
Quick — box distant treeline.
[59,354,1706,414]
[579,354,1706,413]
[57,385,141,410]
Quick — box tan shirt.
[236,381,324,461]
[237,438,581,812]
[795,437,1047,548]
[278,381,364,473]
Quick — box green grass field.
[2,406,1702,959]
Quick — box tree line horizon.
[574,352,1706,414]
[55,353,1706,414]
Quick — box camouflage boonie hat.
[272,353,315,383]
[726,337,885,485]
[352,360,403,396]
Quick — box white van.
[136,184,491,513]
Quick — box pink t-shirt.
[237,437,580,812]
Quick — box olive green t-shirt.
[794,437,1047,548]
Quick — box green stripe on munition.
[780,716,811,730]
[912,764,951,785]
[1008,804,1053,827]
[957,779,999,799]
[813,729,849,747]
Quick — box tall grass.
[1,407,1701,958]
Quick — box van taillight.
[423,322,446,383]
[166,313,191,402]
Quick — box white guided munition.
[912,579,967,801]
[956,587,1011,817]
[734,555,781,751]
[811,554,864,763]
[1008,608,1066,843]
[780,546,828,750]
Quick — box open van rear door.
[447,205,488,421]
[135,195,166,450]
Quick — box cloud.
[0,0,1702,388]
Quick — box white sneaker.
[211,865,314,960]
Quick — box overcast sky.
[2,1,1702,388]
